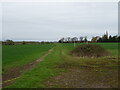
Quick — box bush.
[71,44,109,57]
[22,41,26,45]
[5,40,14,45]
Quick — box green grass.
[7,44,66,88]
[3,43,119,88]
[2,44,54,71]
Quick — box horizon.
[1,32,119,42]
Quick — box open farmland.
[2,44,54,72]
[2,43,119,88]
[1,1,118,89]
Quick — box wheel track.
[2,47,54,88]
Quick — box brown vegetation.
[70,44,109,57]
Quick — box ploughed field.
[2,43,119,88]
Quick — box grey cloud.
[2,2,118,41]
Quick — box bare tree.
[59,37,65,43]
[67,37,71,43]
[79,37,83,42]
[84,36,88,42]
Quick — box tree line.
[2,31,120,45]
[59,32,120,43]
[91,32,120,42]
[58,36,88,43]
[2,40,55,45]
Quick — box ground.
[45,67,118,88]
[2,43,119,88]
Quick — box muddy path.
[2,48,54,87]
[45,67,118,88]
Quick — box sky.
[1,1,118,41]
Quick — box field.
[2,43,119,88]
[3,44,54,71]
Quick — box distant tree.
[117,36,120,42]
[71,37,74,42]
[74,37,78,42]
[58,39,62,43]
[102,31,109,42]
[64,38,68,43]
[102,35,108,42]
[84,36,88,42]
[108,35,112,42]
[97,37,102,42]
[71,37,77,43]
[5,40,14,45]
[79,37,83,42]
[41,41,45,44]
[59,38,64,43]
[91,37,98,42]
[112,35,117,42]
[67,37,71,43]
[22,41,26,45]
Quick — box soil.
[44,67,118,88]
[2,48,53,88]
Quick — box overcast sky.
[1,2,118,41]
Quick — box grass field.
[2,44,54,72]
[2,43,119,88]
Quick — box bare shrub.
[71,44,109,57]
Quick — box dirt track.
[45,67,118,88]
[2,48,54,87]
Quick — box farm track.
[44,47,118,88]
[45,67,118,88]
[2,47,54,88]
